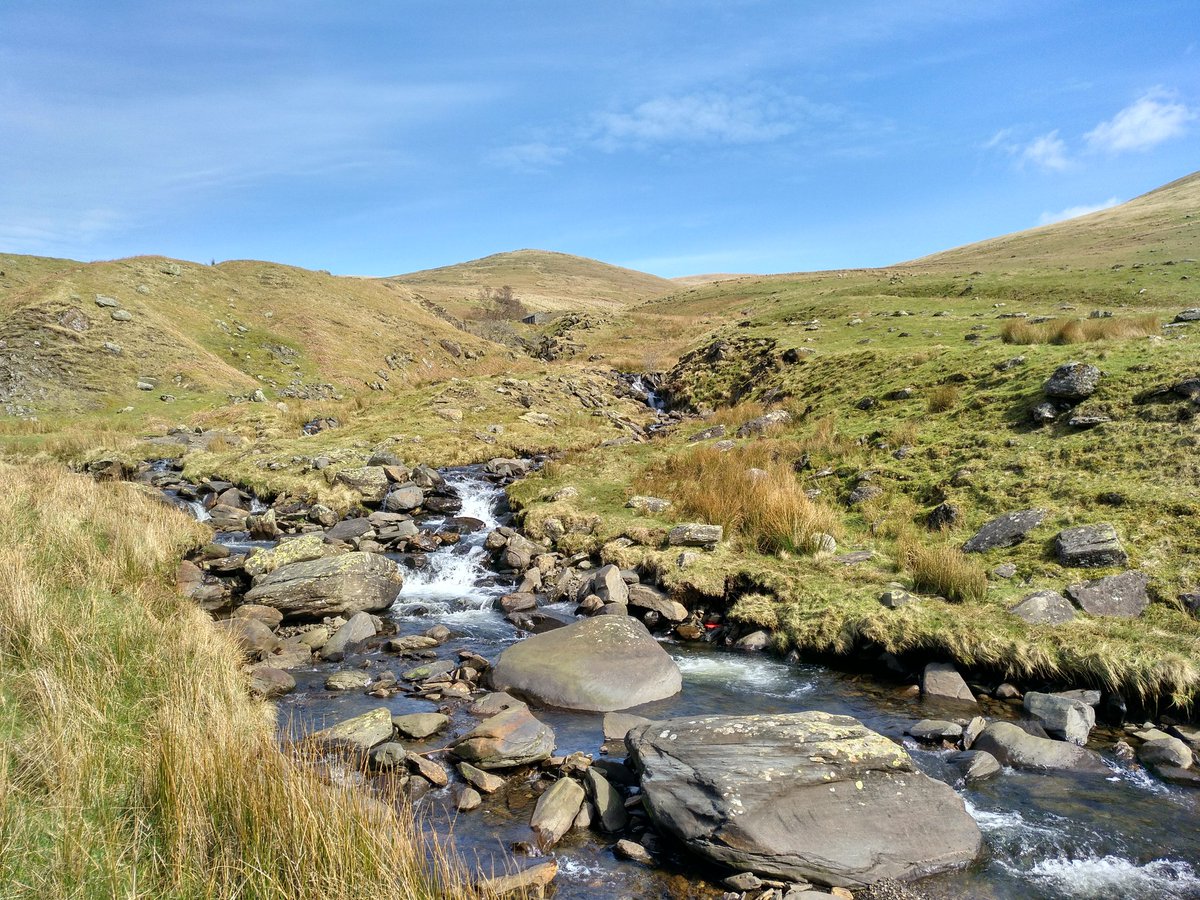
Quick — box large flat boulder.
[1066,570,1150,618]
[244,552,403,619]
[1010,590,1075,626]
[627,712,982,888]
[973,722,1106,772]
[1023,691,1095,745]
[491,616,682,712]
[961,509,1045,553]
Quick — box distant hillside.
[0,254,494,416]
[389,249,675,316]
[671,273,757,286]
[909,170,1200,270]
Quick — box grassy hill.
[388,248,676,317]
[0,253,502,418]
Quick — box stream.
[184,468,1200,899]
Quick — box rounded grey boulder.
[491,616,682,712]
[244,552,403,619]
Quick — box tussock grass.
[926,384,959,413]
[0,463,481,900]
[637,445,840,555]
[899,537,989,604]
[1000,315,1160,345]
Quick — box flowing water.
[194,467,1200,899]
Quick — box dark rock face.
[925,502,960,530]
[1043,362,1102,402]
[627,712,982,888]
[961,509,1046,553]
[1066,571,1150,618]
[1054,524,1128,568]
[491,616,682,712]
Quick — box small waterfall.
[630,375,666,411]
[184,499,212,522]
[393,470,508,621]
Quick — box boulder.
[1054,524,1128,568]
[244,552,403,619]
[921,663,977,705]
[627,712,982,888]
[668,523,723,548]
[1175,309,1200,323]
[1023,692,1095,745]
[484,457,531,479]
[325,670,372,691]
[945,750,1001,783]
[591,564,629,604]
[243,533,330,578]
[334,466,391,502]
[458,761,507,794]
[476,861,558,898]
[973,722,1106,772]
[737,410,791,437]
[450,704,555,769]
[309,707,394,754]
[319,611,377,661]
[216,617,279,659]
[1010,590,1075,626]
[529,777,585,849]
[1066,571,1150,618]
[585,767,629,832]
[248,667,296,700]
[961,509,1045,553]
[1139,736,1193,770]
[906,720,963,742]
[627,584,689,623]
[491,617,682,712]
[1044,362,1102,401]
[232,603,284,629]
[382,483,424,512]
[626,495,672,515]
[392,712,449,740]
[325,518,373,543]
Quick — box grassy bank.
[0,463,477,899]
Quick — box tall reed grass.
[1000,315,1159,345]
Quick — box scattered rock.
[458,761,506,794]
[1054,524,1128,568]
[1023,692,1095,745]
[585,767,629,832]
[529,776,585,849]
[1066,571,1150,618]
[668,523,723,548]
[450,704,556,769]
[925,502,960,530]
[906,720,963,742]
[737,410,791,437]
[1009,590,1076,626]
[392,712,449,740]
[973,722,1106,772]
[319,610,377,661]
[614,838,654,866]
[309,707,394,754]
[324,670,372,691]
[626,495,672,515]
[921,662,977,705]
[1044,362,1102,401]
[946,750,1001,783]
[962,509,1045,553]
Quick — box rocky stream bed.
[148,458,1200,900]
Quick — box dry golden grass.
[898,536,988,604]
[0,462,483,900]
[1000,315,1160,345]
[926,384,959,413]
[638,445,840,555]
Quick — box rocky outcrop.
[244,552,403,619]
[1023,691,1095,745]
[668,523,723,548]
[1044,362,1101,401]
[491,616,682,712]
[627,712,982,888]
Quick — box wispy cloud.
[1038,196,1121,226]
[1020,131,1070,171]
[1085,89,1195,153]
[593,91,798,148]
[486,141,569,172]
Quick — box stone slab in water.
[491,616,682,712]
[627,711,982,888]
[244,552,403,619]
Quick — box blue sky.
[1,1,1196,277]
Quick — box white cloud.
[1085,90,1195,153]
[486,141,568,172]
[1038,196,1121,226]
[594,91,798,148]
[1020,130,1070,171]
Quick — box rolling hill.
[388,248,676,316]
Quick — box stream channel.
[180,467,1200,900]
